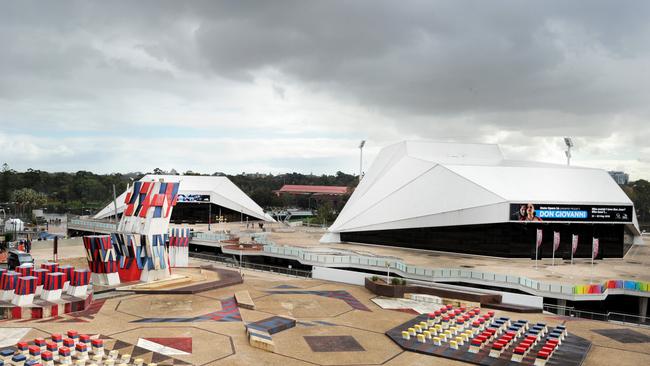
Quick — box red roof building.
[274,185,349,196]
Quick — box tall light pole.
[564,137,574,166]
[358,140,366,181]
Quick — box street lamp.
[564,137,574,166]
[358,140,366,181]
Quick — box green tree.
[10,188,47,216]
[631,180,650,223]
[316,201,335,226]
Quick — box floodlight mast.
[564,137,573,166]
[359,140,366,181]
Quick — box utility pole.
[112,184,119,225]
[208,203,212,231]
[564,137,574,166]
[359,140,366,182]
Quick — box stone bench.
[235,290,255,310]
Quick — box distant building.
[274,185,349,196]
[94,175,275,223]
[609,171,629,185]
[322,141,642,258]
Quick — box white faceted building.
[322,141,640,258]
[96,175,275,223]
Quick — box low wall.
[312,266,368,286]
[364,278,502,305]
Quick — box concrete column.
[640,297,648,323]
[557,299,567,316]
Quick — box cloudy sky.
[1,1,649,179]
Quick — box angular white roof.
[95,175,275,222]
[326,141,637,235]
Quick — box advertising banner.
[176,194,211,203]
[572,234,579,255]
[510,203,632,223]
[536,229,543,248]
[553,231,560,252]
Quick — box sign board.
[176,194,211,203]
[510,203,633,223]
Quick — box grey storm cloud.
[1,1,649,176]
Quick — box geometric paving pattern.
[304,335,365,352]
[137,337,192,355]
[131,297,242,323]
[265,290,371,311]
[592,328,650,343]
[97,334,193,365]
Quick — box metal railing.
[67,218,117,232]
[262,244,649,299]
[189,252,312,278]
[543,303,650,326]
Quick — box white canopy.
[95,175,275,222]
[323,141,640,241]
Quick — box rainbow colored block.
[72,270,91,286]
[58,347,71,357]
[588,284,602,294]
[16,276,37,295]
[44,272,65,290]
[624,281,636,290]
[41,262,59,272]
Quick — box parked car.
[7,249,34,270]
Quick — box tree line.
[0,164,358,216]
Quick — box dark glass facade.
[340,222,627,258]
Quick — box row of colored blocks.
[0,331,159,366]
[468,317,535,354]
[401,306,494,349]
[0,266,90,306]
[575,280,650,294]
[485,319,529,358]
[532,325,568,366]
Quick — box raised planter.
[365,277,407,298]
[364,277,502,305]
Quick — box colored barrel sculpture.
[57,265,75,283]
[17,265,34,277]
[1,271,19,290]
[32,269,49,286]
[83,235,117,273]
[41,262,59,272]
[15,276,37,295]
[72,269,91,286]
[44,272,65,290]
